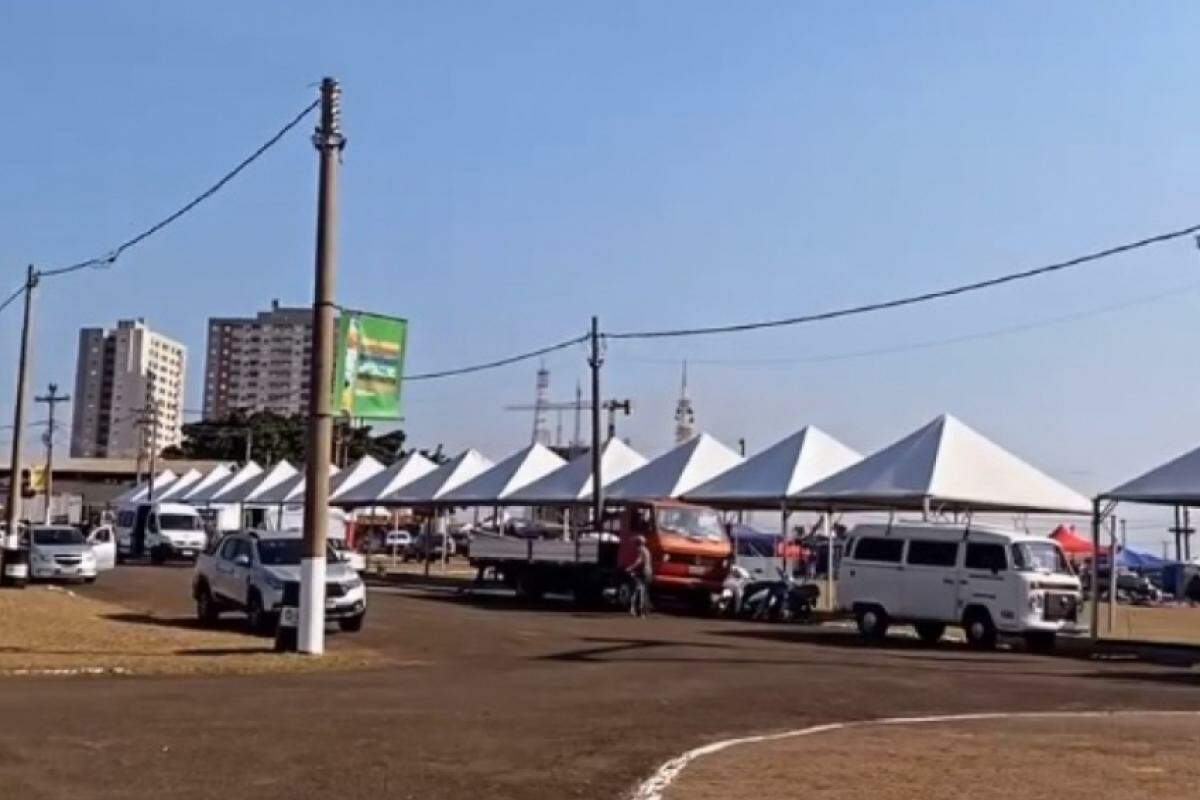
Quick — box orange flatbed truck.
[469,500,732,610]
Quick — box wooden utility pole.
[3,265,38,584]
[34,383,70,524]
[299,77,343,655]
[588,316,603,531]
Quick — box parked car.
[115,501,207,564]
[27,525,98,583]
[385,529,413,551]
[839,521,1082,651]
[192,530,367,633]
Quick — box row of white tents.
[115,413,1106,521]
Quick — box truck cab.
[614,500,731,603]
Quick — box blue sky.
[3,2,1200,546]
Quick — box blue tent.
[1115,547,1168,571]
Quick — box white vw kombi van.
[838,521,1082,651]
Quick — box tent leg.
[824,511,834,612]
[1107,514,1118,635]
[1090,498,1100,641]
[780,501,790,580]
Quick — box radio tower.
[531,362,551,445]
[673,361,695,443]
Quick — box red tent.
[1050,524,1099,556]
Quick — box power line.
[606,222,1200,340]
[37,97,321,280]
[0,284,24,315]
[405,334,589,381]
[612,280,1200,368]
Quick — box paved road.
[1,566,1197,800]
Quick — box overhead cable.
[38,98,321,279]
[606,222,1200,340]
[405,334,589,381]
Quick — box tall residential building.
[70,319,186,459]
[203,300,315,420]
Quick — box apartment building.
[70,319,186,459]
[203,300,315,420]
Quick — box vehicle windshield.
[33,528,85,546]
[656,508,726,542]
[1011,541,1072,574]
[256,538,338,565]
[157,514,201,531]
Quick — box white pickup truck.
[192,530,367,634]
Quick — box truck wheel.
[196,583,220,626]
[338,613,365,632]
[963,609,997,650]
[914,621,945,644]
[516,574,544,602]
[246,591,272,635]
[855,605,889,640]
[1024,631,1057,653]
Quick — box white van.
[115,502,207,564]
[838,521,1082,651]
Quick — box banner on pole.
[332,312,408,419]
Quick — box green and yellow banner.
[332,312,408,419]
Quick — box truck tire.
[338,612,365,632]
[914,621,945,644]
[195,582,220,626]
[149,545,165,566]
[246,591,273,635]
[1024,631,1056,653]
[516,573,544,602]
[855,605,889,640]
[963,608,997,650]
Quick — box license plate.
[687,565,707,576]
[279,607,299,627]
[181,550,195,557]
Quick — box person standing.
[627,534,653,617]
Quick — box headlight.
[261,571,284,590]
[1028,592,1044,611]
[344,576,363,591]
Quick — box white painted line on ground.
[629,709,1200,800]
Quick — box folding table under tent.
[605,433,743,503]
[505,438,648,507]
[331,452,437,508]
[1095,443,1200,637]
[154,469,204,502]
[111,469,178,505]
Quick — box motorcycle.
[720,565,819,622]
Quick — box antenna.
[674,360,695,443]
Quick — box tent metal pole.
[779,499,789,579]
[1090,497,1101,640]
[1107,514,1118,635]
[824,510,834,612]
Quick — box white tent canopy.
[685,426,861,509]
[221,461,299,504]
[385,449,493,505]
[253,464,339,505]
[795,414,1091,515]
[180,465,232,502]
[334,452,437,506]
[192,461,263,504]
[1102,445,1200,505]
[506,438,648,506]
[155,469,203,502]
[327,456,385,502]
[606,433,743,502]
[439,443,566,506]
[111,469,178,505]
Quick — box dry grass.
[0,586,382,677]
[1094,602,1200,645]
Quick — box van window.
[965,542,1008,572]
[907,539,959,567]
[853,537,904,563]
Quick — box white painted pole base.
[298,556,327,655]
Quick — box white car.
[28,526,98,582]
[839,521,1082,651]
[192,530,366,633]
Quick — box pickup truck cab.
[839,521,1082,651]
[116,501,207,564]
[27,525,98,582]
[192,530,366,633]
[614,501,731,607]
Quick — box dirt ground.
[0,583,379,676]
[665,712,1200,800]
[0,566,1197,800]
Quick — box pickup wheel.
[914,621,946,645]
[246,591,272,635]
[195,583,220,626]
[855,605,889,640]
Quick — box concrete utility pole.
[588,316,603,530]
[4,266,38,575]
[299,76,344,655]
[135,377,160,503]
[34,383,70,524]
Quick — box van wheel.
[149,546,165,566]
[338,613,364,632]
[855,605,889,640]
[1024,631,1057,653]
[914,621,945,644]
[963,609,997,650]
